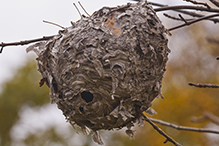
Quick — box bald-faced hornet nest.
[27,1,170,144]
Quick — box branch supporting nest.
[0,35,54,53]
[1,0,219,53]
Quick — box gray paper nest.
[27,1,170,145]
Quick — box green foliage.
[23,128,69,146]
[0,60,49,146]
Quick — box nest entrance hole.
[81,91,94,103]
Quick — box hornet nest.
[27,1,170,145]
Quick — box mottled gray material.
[27,1,170,144]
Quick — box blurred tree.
[0,1,219,146]
[0,60,50,146]
[0,59,106,146]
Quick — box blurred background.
[0,0,219,146]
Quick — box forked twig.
[168,13,219,31]
[183,0,211,9]
[136,1,219,23]
[163,13,193,21]
[142,114,182,146]
[188,82,219,88]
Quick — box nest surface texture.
[27,1,170,144]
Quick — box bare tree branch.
[183,0,211,9]
[191,111,219,126]
[149,117,219,134]
[142,114,182,146]
[135,1,219,23]
[163,13,193,21]
[188,82,219,88]
[210,0,219,8]
[1,1,219,53]
[178,14,189,24]
[168,13,219,31]
[174,9,219,23]
[154,5,219,13]
[0,35,54,53]
[207,38,219,44]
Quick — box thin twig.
[210,0,219,8]
[163,13,182,21]
[168,13,219,31]
[43,20,66,29]
[149,117,219,134]
[174,9,219,23]
[183,0,211,9]
[78,1,90,17]
[163,13,193,21]
[207,38,219,44]
[0,35,54,53]
[73,3,82,18]
[191,111,219,126]
[188,82,219,88]
[135,1,219,23]
[142,114,182,146]
[154,5,219,13]
[164,9,219,23]
[0,46,3,53]
[179,14,188,24]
